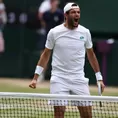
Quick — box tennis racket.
[97,82,102,107]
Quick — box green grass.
[0,106,118,118]
[0,83,49,93]
[0,82,118,96]
[91,91,118,96]
[0,80,118,118]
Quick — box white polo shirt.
[45,24,93,82]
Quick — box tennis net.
[0,92,118,118]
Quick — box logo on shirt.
[80,36,84,40]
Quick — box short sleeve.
[0,3,5,10]
[38,0,51,13]
[85,30,93,49]
[45,29,55,49]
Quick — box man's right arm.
[29,48,52,89]
[29,28,54,89]
[33,48,52,81]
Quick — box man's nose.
[75,12,79,16]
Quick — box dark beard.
[68,18,79,29]
[68,18,74,28]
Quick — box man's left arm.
[87,48,105,92]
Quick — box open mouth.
[73,18,79,26]
[74,19,79,22]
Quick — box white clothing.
[0,3,5,10]
[38,0,51,13]
[45,24,93,83]
[0,3,7,24]
[50,76,90,95]
[0,3,6,52]
[49,76,92,106]
[64,2,80,13]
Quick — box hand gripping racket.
[97,82,102,107]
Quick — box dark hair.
[71,3,78,7]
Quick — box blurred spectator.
[43,0,64,34]
[37,0,64,82]
[37,0,64,50]
[38,0,51,20]
[36,0,51,51]
[37,0,51,42]
[0,0,7,53]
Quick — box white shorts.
[49,76,92,106]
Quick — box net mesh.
[0,92,118,118]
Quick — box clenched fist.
[29,79,37,89]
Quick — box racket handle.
[97,82,102,107]
[100,101,102,107]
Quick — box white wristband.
[95,72,103,81]
[35,66,44,75]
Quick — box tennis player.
[29,2,105,118]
